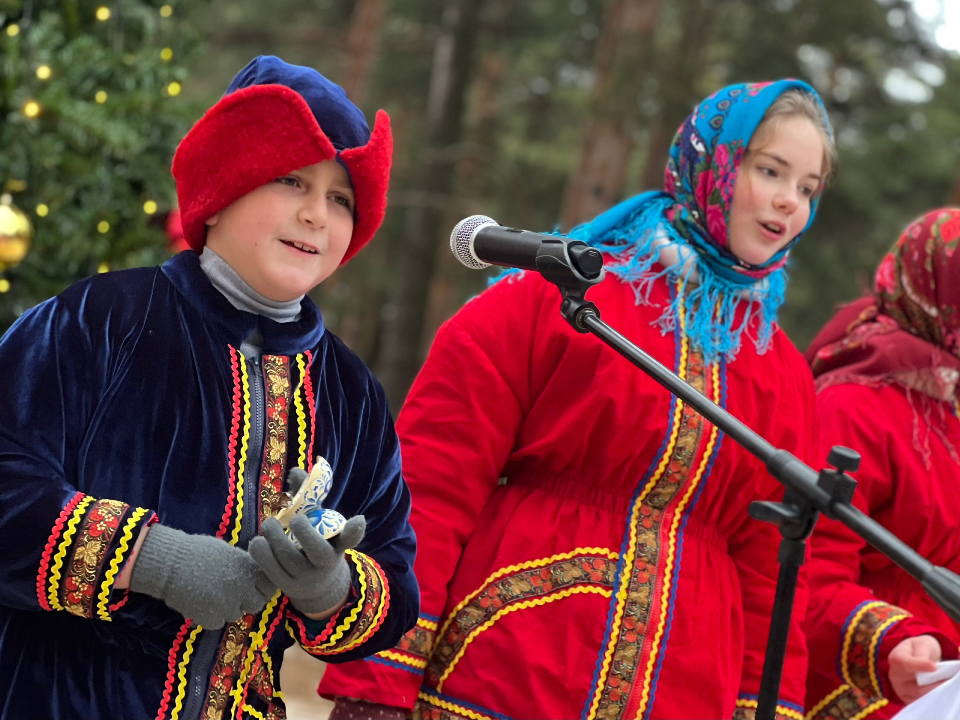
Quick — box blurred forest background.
[3,0,960,412]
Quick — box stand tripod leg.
[757,537,806,720]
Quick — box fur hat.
[172,56,392,264]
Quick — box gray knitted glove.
[248,514,365,616]
[130,524,277,629]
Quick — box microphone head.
[450,215,498,270]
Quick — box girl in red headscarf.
[805,208,960,720]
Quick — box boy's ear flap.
[338,110,393,265]
[205,211,221,228]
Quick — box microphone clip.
[534,239,604,334]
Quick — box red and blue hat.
[172,55,392,264]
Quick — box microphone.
[450,215,604,280]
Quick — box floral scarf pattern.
[806,208,960,466]
[565,79,830,362]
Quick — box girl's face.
[727,115,825,266]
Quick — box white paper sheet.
[893,664,960,720]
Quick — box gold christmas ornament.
[0,194,33,269]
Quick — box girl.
[804,208,960,720]
[322,80,834,720]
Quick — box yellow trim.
[417,617,439,632]
[240,705,266,720]
[230,590,284,714]
[868,613,908,697]
[96,507,148,621]
[417,691,495,720]
[586,329,690,720]
[435,547,619,644]
[635,362,719,720]
[311,549,369,650]
[851,700,888,720]
[378,649,428,669]
[228,359,252,547]
[336,552,390,653]
[436,585,612,690]
[778,707,805,720]
[294,354,309,470]
[804,684,849,720]
[47,495,95,611]
[169,626,203,720]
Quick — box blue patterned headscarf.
[566,79,832,362]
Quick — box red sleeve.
[731,345,816,720]
[318,274,544,708]
[804,385,956,719]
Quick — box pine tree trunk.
[341,0,386,106]
[639,0,721,191]
[559,0,662,230]
[374,0,487,414]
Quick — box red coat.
[805,382,960,719]
[321,270,816,719]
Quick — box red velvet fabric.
[172,84,391,264]
[319,269,815,718]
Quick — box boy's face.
[205,159,355,302]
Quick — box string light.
[167,81,181,96]
[159,5,173,16]
[143,200,158,215]
[95,90,108,103]
[0,280,10,293]
[6,24,19,37]
[160,47,173,61]
[23,101,40,118]
[36,65,52,80]
[96,6,111,20]
[97,221,110,233]
[36,204,49,217]
[97,262,110,273]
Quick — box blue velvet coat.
[0,251,418,720]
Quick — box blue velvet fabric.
[0,251,418,719]
[226,55,371,151]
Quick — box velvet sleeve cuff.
[35,491,156,621]
[285,549,390,657]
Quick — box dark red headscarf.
[806,208,960,401]
[805,208,960,466]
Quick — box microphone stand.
[531,238,960,720]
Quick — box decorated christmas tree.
[0,0,201,328]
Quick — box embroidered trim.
[291,550,390,655]
[155,622,192,720]
[170,626,204,720]
[428,552,618,690]
[840,601,909,699]
[414,689,513,720]
[376,614,444,673]
[293,354,310,471]
[585,290,721,720]
[97,507,149,620]
[202,615,256,720]
[734,696,805,720]
[259,355,292,523]
[46,495,95,611]
[732,698,806,720]
[229,357,253,546]
[37,491,85,610]
[218,346,244,539]
[303,350,317,468]
[804,684,886,720]
[230,591,286,718]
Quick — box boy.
[0,56,417,720]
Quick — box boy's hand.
[249,515,365,617]
[129,524,277,629]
